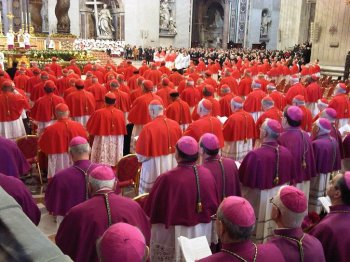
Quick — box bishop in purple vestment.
[45,136,99,216]
[310,172,350,262]
[278,106,316,192]
[268,186,325,262]
[320,108,344,158]
[198,196,285,262]
[144,136,219,261]
[309,118,341,212]
[0,173,40,225]
[199,133,241,201]
[239,119,296,242]
[0,136,30,177]
[56,165,151,262]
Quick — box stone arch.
[192,0,225,48]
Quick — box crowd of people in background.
[0,42,349,261]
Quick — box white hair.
[148,104,163,119]
[89,176,115,191]
[69,143,90,155]
[273,186,307,228]
[261,118,279,139]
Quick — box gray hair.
[217,208,255,241]
[55,110,69,118]
[69,143,90,155]
[273,187,307,228]
[261,118,279,139]
[261,99,274,109]
[89,176,115,191]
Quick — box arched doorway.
[191,0,224,48]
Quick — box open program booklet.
[318,196,331,213]
[178,236,212,262]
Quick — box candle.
[21,12,24,25]
[29,13,31,25]
[0,12,2,24]
[25,13,27,27]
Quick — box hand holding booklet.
[178,236,212,262]
[318,196,331,213]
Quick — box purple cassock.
[56,190,151,262]
[0,173,40,225]
[239,141,296,189]
[144,161,219,228]
[0,136,30,177]
[330,124,344,158]
[278,127,316,184]
[310,205,350,262]
[268,228,325,262]
[197,240,286,261]
[343,133,350,158]
[201,155,241,201]
[312,134,341,173]
[45,160,99,216]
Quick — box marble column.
[55,0,70,34]
[2,0,9,33]
[222,0,230,49]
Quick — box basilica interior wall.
[48,0,57,33]
[69,0,80,36]
[278,0,303,50]
[124,0,191,48]
[246,0,280,50]
[311,0,350,68]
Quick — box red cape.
[39,119,87,154]
[136,115,182,157]
[86,106,126,136]
[223,109,257,141]
[31,94,64,122]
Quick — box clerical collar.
[93,188,114,196]
[314,133,330,139]
[283,126,301,131]
[274,227,304,239]
[329,204,350,213]
[178,161,197,166]
[203,155,220,162]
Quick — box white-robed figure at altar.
[23,31,31,49]
[6,29,15,50]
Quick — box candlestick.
[25,13,27,30]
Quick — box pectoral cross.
[86,0,104,37]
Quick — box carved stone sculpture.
[55,0,70,34]
[98,4,115,39]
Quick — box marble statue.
[160,0,171,29]
[41,0,49,32]
[212,10,223,28]
[260,10,272,37]
[98,4,115,38]
[168,17,177,34]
